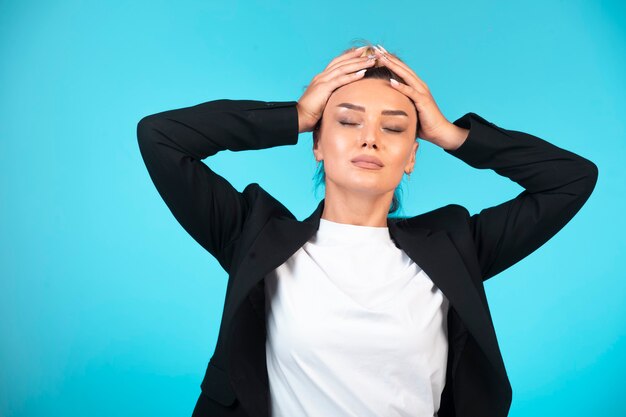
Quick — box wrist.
[296,103,316,133]
[440,124,469,151]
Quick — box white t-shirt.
[265,217,450,417]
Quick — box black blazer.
[136,99,598,417]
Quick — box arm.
[444,112,598,281]
[440,125,470,151]
[136,99,299,272]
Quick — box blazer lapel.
[388,221,508,381]
[223,199,325,326]
[226,198,507,382]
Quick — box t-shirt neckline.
[313,217,391,246]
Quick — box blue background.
[1,0,624,416]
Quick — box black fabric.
[137,99,598,417]
[192,391,250,417]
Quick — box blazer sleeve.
[136,99,300,272]
[445,112,598,282]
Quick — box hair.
[311,40,420,216]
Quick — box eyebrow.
[336,102,409,117]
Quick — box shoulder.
[390,203,470,232]
[240,182,297,227]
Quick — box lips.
[351,154,384,169]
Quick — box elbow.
[575,159,599,204]
[136,115,159,146]
[586,160,599,196]
[588,160,599,181]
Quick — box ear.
[405,140,419,174]
[312,129,324,162]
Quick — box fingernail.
[390,78,399,85]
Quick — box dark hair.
[311,41,420,216]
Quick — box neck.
[321,183,393,227]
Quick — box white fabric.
[264,217,450,417]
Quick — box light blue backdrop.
[1,0,624,416]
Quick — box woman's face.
[313,78,419,200]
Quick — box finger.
[319,56,376,83]
[378,53,423,87]
[375,50,428,91]
[316,56,376,92]
[324,54,373,75]
[324,48,369,72]
[324,46,368,71]
[325,66,370,91]
[373,48,418,80]
[313,57,373,85]
[388,78,420,104]
[384,59,428,92]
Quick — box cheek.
[387,143,413,167]
[320,136,360,181]
[320,131,354,161]
[323,148,350,177]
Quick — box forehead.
[326,78,415,114]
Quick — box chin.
[343,179,391,196]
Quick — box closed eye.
[339,121,404,133]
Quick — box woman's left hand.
[373,46,467,150]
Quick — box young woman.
[137,43,598,417]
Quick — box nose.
[361,128,378,149]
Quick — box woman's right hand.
[296,46,377,133]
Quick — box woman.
[136,43,598,417]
